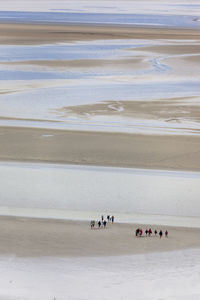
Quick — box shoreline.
[1,206,200,229]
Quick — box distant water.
[0,11,200,29]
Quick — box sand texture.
[0,23,200,45]
[0,126,200,171]
[0,216,199,257]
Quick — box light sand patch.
[0,23,200,45]
[134,44,200,55]
[1,126,200,171]
[181,54,200,63]
[0,216,199,257]
[163,55,200,78]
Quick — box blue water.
[0,43,136,62]
[1,80,200,106]
[0,70,92,80]
[0,11,199,29]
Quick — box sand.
[0,23,200,45]
[0,215,199,257]
[58,97,200,123]
[0,126,200,171]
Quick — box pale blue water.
[0,11,200,29]
[0,43,137,62]
[1,80,200,106]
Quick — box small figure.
[111,215,115,223]
[159,230,163,239]
[148,228,152,236]
[98,221,101,228]
[136,228,139,237]
[90,220,95,229]
[165,230,168,238]
[107,215,110,222]
[154,230,157,236]
[101,215,104,221]
[145,229,148,236]
[103,220,107,228]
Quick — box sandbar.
[0,23,200,45]
[0,126,200,171]
[0,216,199,257]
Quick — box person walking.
[111,215,114,223]
[159,230,163,239]
[148,228,152,236]
[103,220,107,228]
[90,220,95,229]
[165,230,168,237]
[107,215,110,222]
[145,229,148,236]
[98,221,101,228]
[154,230,157,236]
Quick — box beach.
[0,216,199,257]
[0,215,200,299]
[0,1,200,298]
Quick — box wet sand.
[0,215,199,257]
[0,23,200,45]
[58,97,200,123]
[1,126,200,171]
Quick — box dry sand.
[1,126,200,171]
[0,23,200,45]
[0,215,199,257]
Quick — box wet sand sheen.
[1,126,200,171]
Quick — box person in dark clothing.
[148,228,152,236]
[107,215,110,222]
[103,220,107,228]
[154,230,157,236]
[159,230,163,239]
[101,215,104,221]
[136,228,139,237]
[145,229,148,236]
[98,221,101,228]
[165,230,168,237]
[111,216,114,223]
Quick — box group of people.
[90,214,115,229]
[136,228,168,238]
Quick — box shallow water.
[1,11,200,29]
[0,2,200,135]
[0,36,199,134]
[1,162,200,221]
